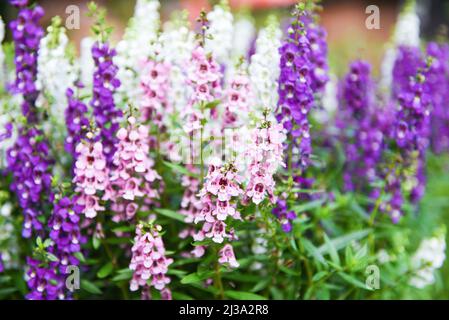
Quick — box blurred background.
[1,0,449,76]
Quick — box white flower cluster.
[160,16,195,115]
[249,17,282,118]
[206,1,234,66]
[393,1,420,48]
[115,0,161,106]
[36,23,76,121]
[410,234,446,288]
[1,202,19,270]
[80,37,95,86]
[232,16,255,59]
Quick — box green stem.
[213,247,225,299]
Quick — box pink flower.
[245,123,285,205]
[129,224,173,293]
[73,139,109,218]
[107,116,161,222]
[218,244,239,268]
[140,60,171,126]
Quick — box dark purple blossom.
[272,199,297,233]
[48,197,86,273]
[25,257,65,300]
[90,41,122,167]
[426,42,449,154]
[337,60,386,193]
[7,127,53,238]
[8,0,44,123]
[65,83,90,158]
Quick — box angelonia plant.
[0,0,449,301]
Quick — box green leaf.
[338,272,372,291]
[312,271,328,282]
[74,251,86,263]
[204,100,220,110]
[317,229,372,254]
[181,271,214,284]
[163,161,199,178]
[290,199,325,214]
[279,265,301,276]
[46,253,59,262]
[323,233,340,266]
[97,262,113,279]
[112,270,133,282]
[302,238,327,266]
[225,290,267,300]
[93,236,101,250]
[81,280,102,295]
[154,208,186,223]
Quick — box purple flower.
[7,127,54,238]
[48,197,86,273]
[65,83,90,159]
[337,60,386,193]
[8,0,44,123]
[90,41,122,167]
[25,257,66,300]
[426,42,449,153]
[272,199,297,233]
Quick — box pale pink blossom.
[129,224,173,296]
[245,122,285,205]
[73,139,109,218]
[218,244,239,268]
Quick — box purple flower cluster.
[25,257,65,300]
[271,199,297,232]
[301,15,329,93]
[426,42,449,154]
[7,127,53,238]
[65,83,90,159]
[273,8,329,232]
[381,48,431,222]
[48,197,86,273]
[8,0,44,123]
[276,13,314,169]
[392,46,423,100]
[338,61,385,192]
[91,41,122,167]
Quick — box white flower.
[36,22,77,126]
[314,74,338,123]
[393,2,420,48]
[0,203,12,217]
[232,16,255,59]
[115,0,161,107]
[160,16,195,114]
[249,16,282,118]
[410,233,446,288]
[206,1,234,66]
[80,37,95,86]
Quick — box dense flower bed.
[0,0,448,300]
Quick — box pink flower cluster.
[193,163,242,268]
[73,137,109,218]
[104,116,161,222]
[222,71,253,128]
[129,223,173,298]
[245,122,286,205]
[183,46,222,134]
[140,60,171,128]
